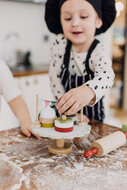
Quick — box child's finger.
[57,95,63,103]
[58,97,76,114]
[27,127,42,139]
[32,132,42,140]
[21,127,41,139]
[56,92,72,110]
[21,127,31,137]
[64,101,80,115]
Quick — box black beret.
[45,0,116,35]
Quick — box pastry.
[55,117,73,132]
[40,106,56,127]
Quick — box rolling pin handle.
[124,132,127,138]
[83,147,98,159]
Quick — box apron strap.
[63,40,72,68]
[63,39,100,73]
[85,39,100,74]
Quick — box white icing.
[40,106,56,119]
[55,120,73,128]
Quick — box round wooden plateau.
[31,124,91,155]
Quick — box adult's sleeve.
[0,60,21,102]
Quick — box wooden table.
[0,121,127,190]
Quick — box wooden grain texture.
[0,121,127,190]
[13,70,48,77]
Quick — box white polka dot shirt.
[49,34,115,105]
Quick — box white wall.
[0,1,52,66]
[0,1,112,66]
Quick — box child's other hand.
[56,85,95,115]
[8,96,41,140]
[21,123,41,140]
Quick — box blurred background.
[0,0,127,130]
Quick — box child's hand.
[56,85,95,115]
[76,113,90,123]
[21,122,41,140]
[8,96,42,140]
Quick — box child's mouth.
[72,31,83,35]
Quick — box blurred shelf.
[9,64,49,77]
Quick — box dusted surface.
[0,121,127,190]
[31,123,91,139]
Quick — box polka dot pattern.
[49,34,115,103]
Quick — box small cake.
[40,106,56,128]
[55,117,73,132]
[68,114,77,125]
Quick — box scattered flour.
[0,127,127,190]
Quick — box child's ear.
[96,17,103,29]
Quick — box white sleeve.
[85,43,115,105]
[0,60,21,102]
[49,34,66,100]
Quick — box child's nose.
[72,17,79,27]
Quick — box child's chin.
[71,39,86,45]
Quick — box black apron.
[60,39,105,122]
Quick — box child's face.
[61,0,102,49]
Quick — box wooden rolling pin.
[84,131,127,159]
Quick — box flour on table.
[0,127,127,190]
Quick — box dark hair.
[45,0,116,35]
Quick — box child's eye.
[64,18,72,21]
[80,16,88,19]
